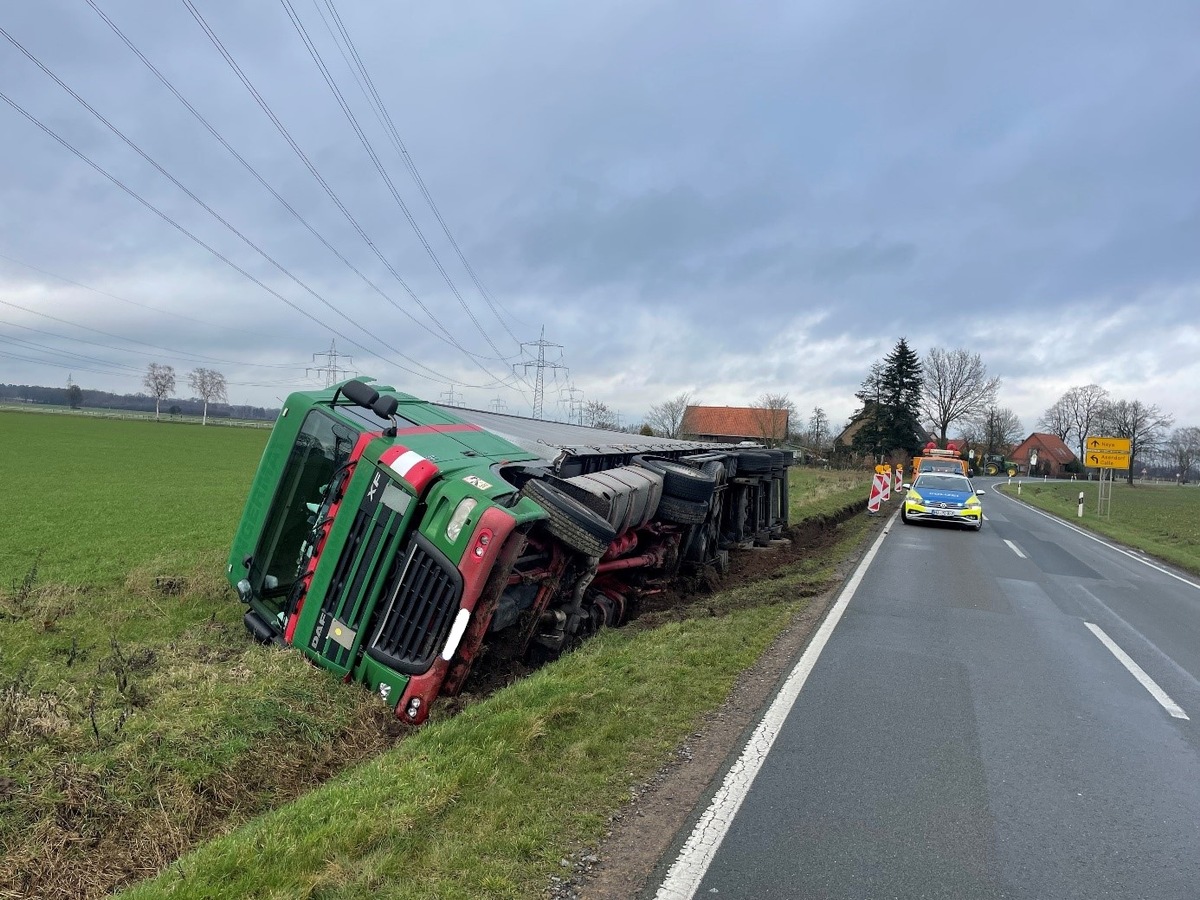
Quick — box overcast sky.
[2,0,1198,435]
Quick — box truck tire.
[656,495,709,525]
[520,479,616,557]
[632,456,716,504]
[735,450,773,475]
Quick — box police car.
[901,472,985,531]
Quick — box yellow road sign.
[1086,436,1131,453]
[1086,450,1130,469]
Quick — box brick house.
[1009,432,1078,477]
[680,405,790,447]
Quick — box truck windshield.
[250,409,359,606]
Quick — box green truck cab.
[228,379,791,724]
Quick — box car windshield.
[922,460,961,472]
[916,474,973,491]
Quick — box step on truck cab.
[227,379,790,724]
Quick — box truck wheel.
[520,479,616,557]
[656,495,710,525]
[632,456,716,503]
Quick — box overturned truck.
[227,379,791,724]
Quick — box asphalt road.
[653,480,1200,899]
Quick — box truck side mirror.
[373,395,399,420]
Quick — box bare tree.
[752,393,796,448]
[1059,384,1110,465]
[921,347,1000,444]
[583,400,617,430]
[983,406,1024,452]
[143,363,175,421]
[187,367,228,426]
[806,407,830,452]
[1096,399,1174,485]
[1037,397,1072,443]
[646,391,695,438]
[1164,426,1200,482]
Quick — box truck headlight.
[446,498,478,542]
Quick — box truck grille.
[314,478,409,670]
[366,534,463,675]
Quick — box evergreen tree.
[881,337,924,454]
[850,339,924,460]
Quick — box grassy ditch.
[996,480,1200,575]
[0,410,875,899]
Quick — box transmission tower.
[513,326,568,419]
[562,383,584,426]
[489,396,508,414]
[438,384,465,406]
[308,340,355,387]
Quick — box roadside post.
[1018,480,1022,496]
[1078,491,1084,518]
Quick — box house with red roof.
[1009,432,1078,477]
[680,405,790,447]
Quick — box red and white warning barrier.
[895,465,903,493]
[867,471,885,514]
[880,466,891,502]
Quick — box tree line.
[1,364,278,422]
[838,338,1197,484]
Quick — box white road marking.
[994,489,1200,592]
[1004,539,1026,558]
[1076,585,1200,692]
[1084,622,1189,720]
[654,512,898,900]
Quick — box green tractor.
[980,453,1018,477]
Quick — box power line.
[0,25,476,389]
[279,0,512,362]
[0,335,143,376]
[178,0,522,391]
[313,0,528,343]
[80,0,514,372]
[0,302,298,370]
[0,88,507,391]
[0,347,141,378]
[0,250,234,332]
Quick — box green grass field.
[996,479,1200,575]
[0,409,270,588]
[0,409,877,899]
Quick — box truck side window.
[250,410,359,604]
